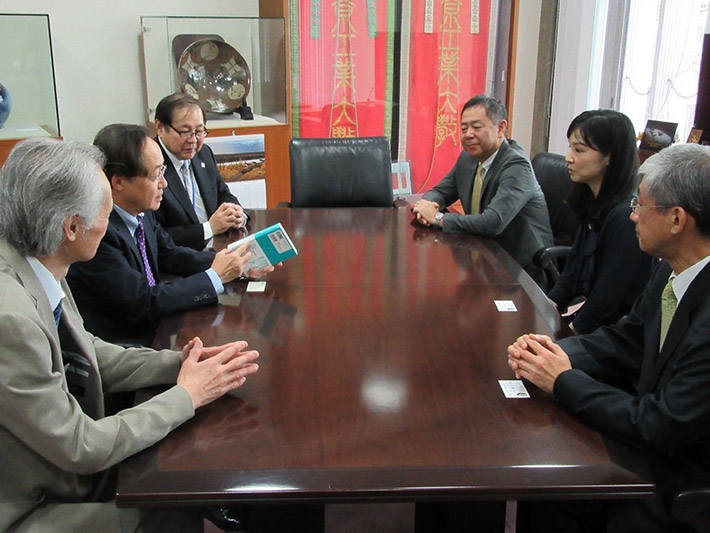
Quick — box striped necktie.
[659,276,677,349]
[470,163,485,215]
[135,214,156,287]
[53,301,62,327]
[180,160,208,223]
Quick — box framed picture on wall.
[639,120,677,151]
[687,128,703,144]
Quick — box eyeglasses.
[630,196,667,214]
[144,164,167,183]
[167,124,209,139]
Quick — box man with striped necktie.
[154,93,248,250]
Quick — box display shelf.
[0,13,60,166]
[140,1,291,206]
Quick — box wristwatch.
[434,212,444,227]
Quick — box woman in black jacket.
[548,109,656,334]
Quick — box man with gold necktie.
[508,143,710,532]
[412,95,552,286]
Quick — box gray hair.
[640,143,710,236]
[0,138,107,256]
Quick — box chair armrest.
[533,245,571,287]
[671,487,710,522]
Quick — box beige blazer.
[0,238,195,531]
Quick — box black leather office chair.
[531,152,580,291]
[285,136,394,207]
[670,483,710,532]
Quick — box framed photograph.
[687,128,703,144]
[639,120,678,151]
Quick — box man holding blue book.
[67,124,274,346]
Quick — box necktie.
[659,277,677,349]
[135,214,157,287]
[470,163,485,215]
[180,161,208,223]
[53,301,62,327]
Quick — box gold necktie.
[659,277,677,349]
[471,163,484,215]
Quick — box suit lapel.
[110,210,142,267]
[639,261,710,393]
[0,239,104,416]
[0,239,60,347]
[59,280,105,418]
[192,149,217,214]
[109,210,159,281]
[159,143,199,223]
[479,140,509,207]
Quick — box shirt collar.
[479,149,499,177]
[113,204,144,237]
[26,256,63,311]
[671,254,710,304]
[157,136,188,173]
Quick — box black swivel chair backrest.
[288,136,394,207]
[531,152,579,247]
[530,152,580,291]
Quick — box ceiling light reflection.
[362,374,409,413]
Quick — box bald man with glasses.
[154,92,248,250]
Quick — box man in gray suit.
[412,95,552,285]
[0,138,259,532]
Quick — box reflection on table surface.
[118,208,652,507]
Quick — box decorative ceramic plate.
[177,39,251,114]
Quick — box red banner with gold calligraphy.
[291,0,395,139]
[402,0,491,193]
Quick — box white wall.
[548,0,597,155]
[0,1,258,142]
[1,1,552,152]
[510,0,542,153]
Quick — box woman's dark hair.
[566,109,639,229]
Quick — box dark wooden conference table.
[116,207,653,509]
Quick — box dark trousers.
[415,501,506,532]
[516,497,697,533]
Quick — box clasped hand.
[506,333,572,394]
[209,202,246,235]
[177,337,260,409]
[411,199,440,226]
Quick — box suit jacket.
[555,260,710,526]
[423,139,553,271]
[67,210,217,345]
[156,142,242,250]
[0,238,194,531]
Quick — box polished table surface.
[116,208,653,507]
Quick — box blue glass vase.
[0,82,12,128]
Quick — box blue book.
[227,222,298,270]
